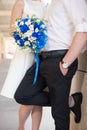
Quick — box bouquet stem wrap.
[33,53,39,84]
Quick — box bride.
[0,0,50,130]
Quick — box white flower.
[17,40,20,44]
[16,27,20,32]
[29,25,34,30]
[25,20,31,25]
[14,21,18,27]
[23,30,33,38]
[36,19,40,23]
[41,24,45,28]
[44,30,47,35]
[20,21,24,25]
[32,44,36,49]
[23,31,30,38]
[29,36,36,42]
[35,28,39,32]
[24,41,30,46]
[28,30,34,36]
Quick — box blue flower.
[20,24,29,33]
[13,32,20,40]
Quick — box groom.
[14,0,87,130]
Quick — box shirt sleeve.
[63,0,87,32]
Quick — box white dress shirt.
[44,0,87,51]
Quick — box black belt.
[39,50,68,59]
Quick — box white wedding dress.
[0,0,47,99]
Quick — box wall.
[70,51,87,130]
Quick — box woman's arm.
[10,0,24,36]
[60,32,87,75]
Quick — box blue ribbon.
[33,53,39,85]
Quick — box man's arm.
[63,32,87,65]
[60,0,87,75]
[60,32,87,75]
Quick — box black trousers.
[14,50,78,130]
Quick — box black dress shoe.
[70,92,83,123]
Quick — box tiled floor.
[0,59,55,130]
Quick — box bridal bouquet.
[13,15,48,84]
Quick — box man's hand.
[59,62,68,76]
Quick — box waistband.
[39,50,68,59]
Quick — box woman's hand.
[59,61,68,76]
